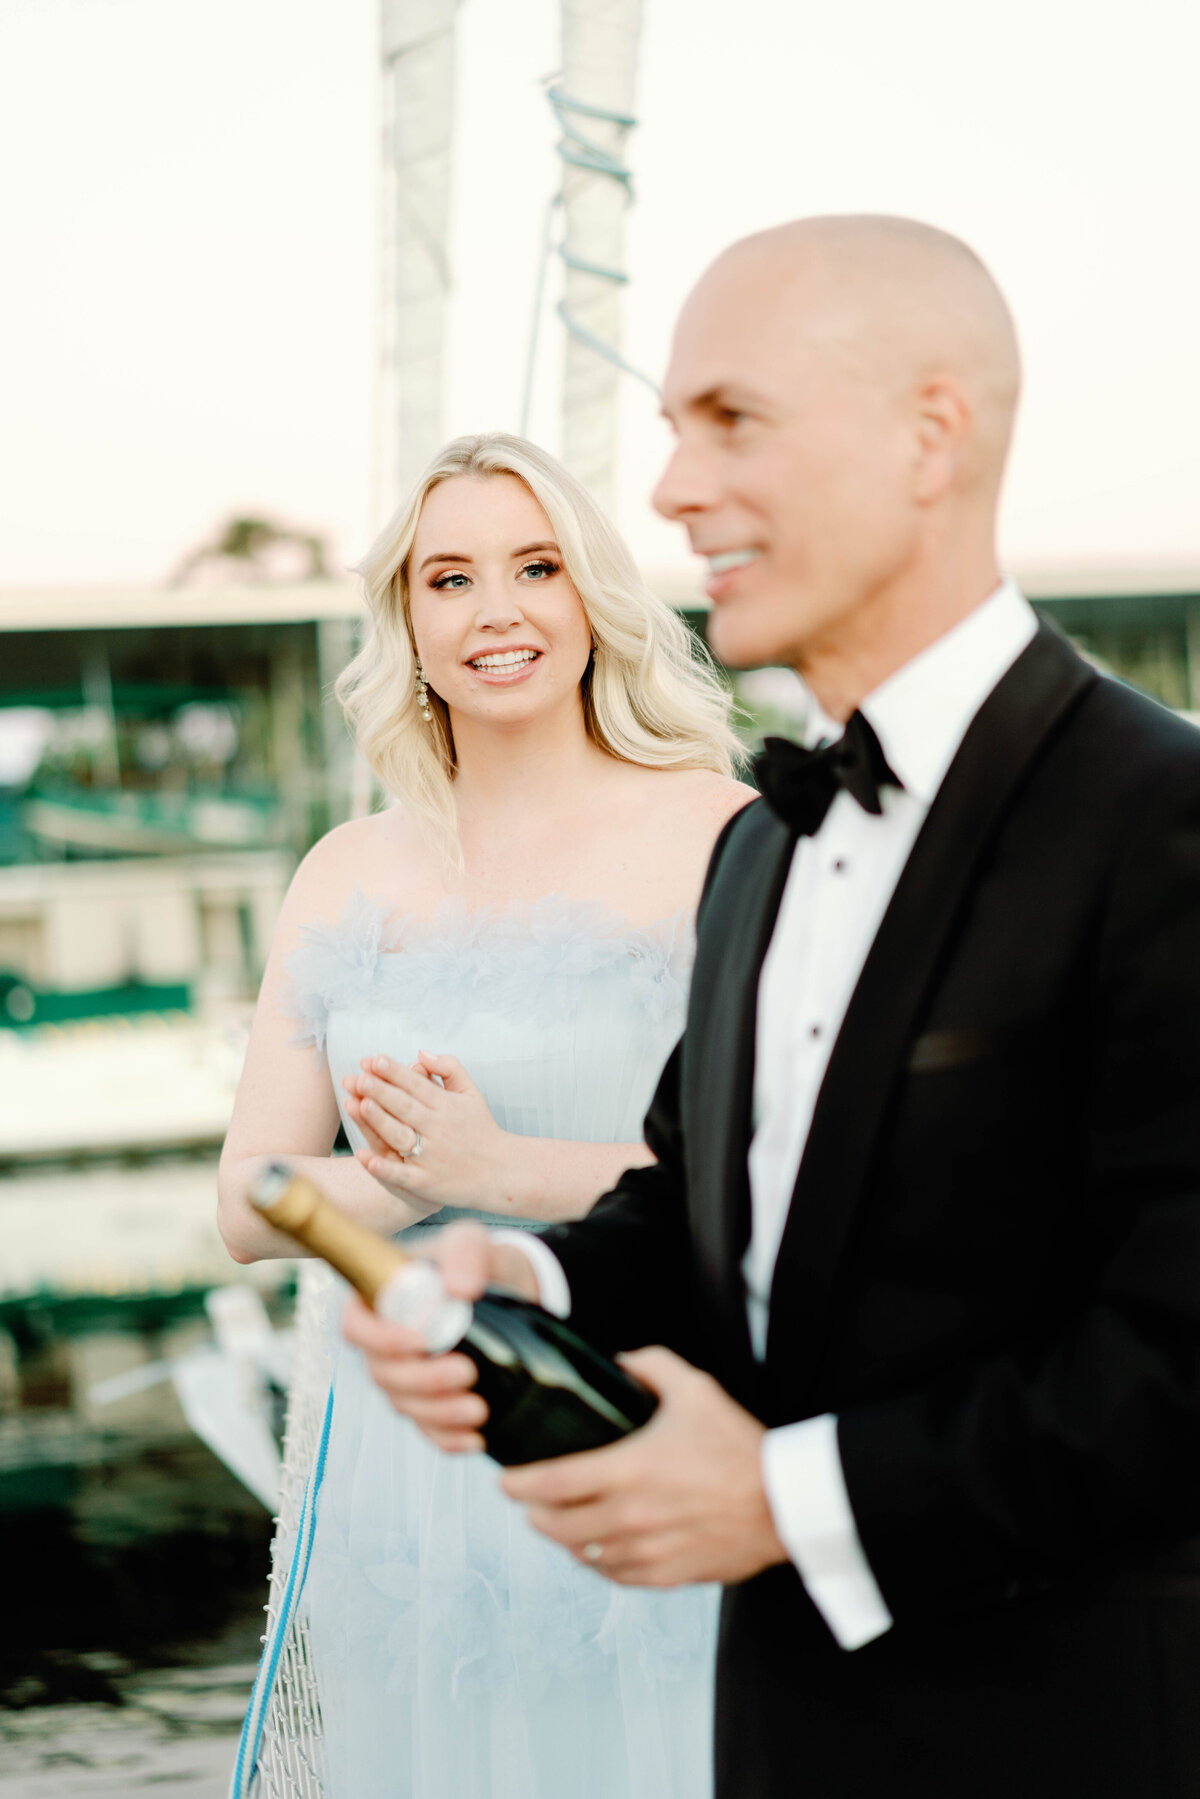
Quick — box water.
[0,1438,272,1795]
[0,1666,253,1796]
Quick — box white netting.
[247,1260,336,1799]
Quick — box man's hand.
[341,1222,540,1452]
[502,1346,789,1587]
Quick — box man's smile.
[705,549,762,576]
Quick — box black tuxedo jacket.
[543,624,1200,1799]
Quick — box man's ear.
[911,375,972,504]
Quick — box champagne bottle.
[250,1162,657,1465]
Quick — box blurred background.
[1,0,1198,1789]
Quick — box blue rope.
[554,297,660,394]
[520,82,659,434]
[229,1384,335,1799]
[550,88,637,130]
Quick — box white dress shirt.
[501,581,1038,1650]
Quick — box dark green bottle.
[250,1163,657,1465]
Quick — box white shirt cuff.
[762,1413,893,1650]
[489,1231,572,1318]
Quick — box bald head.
[693,214,1021,493]
[655,215,1022,706]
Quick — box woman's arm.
[498,1134,657,1222]
[340,1050,655,1225]
[217,843,438,1263]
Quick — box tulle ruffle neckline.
[285,887,695,1052]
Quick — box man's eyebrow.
[697,385,765,413]
[418,550,472,571]
[661,385,767,422]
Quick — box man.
[345,216,1200,1796]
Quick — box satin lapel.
[685,801,794,1374]
[764,623,1097,1386]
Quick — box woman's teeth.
[469,649,539,671]
[707,550,761,575]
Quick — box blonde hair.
[337,433,742,856]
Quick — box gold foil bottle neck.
[249,1162,412,1307]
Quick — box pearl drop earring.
[415,658,433,724]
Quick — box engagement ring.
[583,1542,604,1563]
[408,1132,424,1159]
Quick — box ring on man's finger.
[582,1542,604,1563]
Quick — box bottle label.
[376,1262,473,1354]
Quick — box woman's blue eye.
[431,571,470,590]
[521,560,559,581]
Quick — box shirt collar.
[800,580,1038,806]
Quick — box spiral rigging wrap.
[522,1,654,508]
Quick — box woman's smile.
[463,645,544,684]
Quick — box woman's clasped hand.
[341,1049,520,1210]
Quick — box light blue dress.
[281,889,719,1799]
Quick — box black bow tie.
[752,711,903,836]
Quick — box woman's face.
[407,473,594,732]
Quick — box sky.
[1,0,1198,591]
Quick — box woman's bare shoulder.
[701,769,760,824]
[287,806,437,921]
[636,766,759,834]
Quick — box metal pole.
[556,0,646,514]
[373,0,459,525]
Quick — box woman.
[219,433,754,1799]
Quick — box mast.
[374,0,459,522]
[555,0,646,515]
